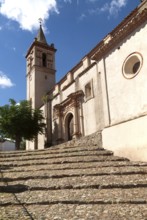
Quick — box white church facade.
[26,0,147,161]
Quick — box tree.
[0,99,46,150]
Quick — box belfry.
[26,22,56,109]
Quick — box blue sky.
[0,0,140,106]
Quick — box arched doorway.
[67,113,74,141]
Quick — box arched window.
[42,53,47,67]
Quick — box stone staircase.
[0,144,147,220]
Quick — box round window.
[122,52,143,79]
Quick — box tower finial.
[36,18,47,44]
[38,18,43,26]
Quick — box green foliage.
[0,99,46,150]
[42,95,48,104]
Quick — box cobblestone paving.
[0,144,147,219]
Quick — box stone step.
[1,204,147,220]
[3,173,147,191]
[0,206,31,220]
[1,188,146,206]
[0,155,129,168]
[1,144,147,220]
[0,146,104,157]
[2,160,147,173]
[2,165,147,181]
[3,162,147,173]
[0,144,103,152]
[0,150,114,162]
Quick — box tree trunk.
[15,136,21,150]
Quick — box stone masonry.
[0,138,147,219]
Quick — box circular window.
[122,52,143,79]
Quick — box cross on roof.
[38,18,43,26]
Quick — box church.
[26,0,147,161]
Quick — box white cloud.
[63,0,72,3]
[88,0,98,2]
[88,0,127,16]
[0,71,15,89]
[64,0,80,5]
[100,0,127,15]
[79,13,86,20]
[12,47,16,51]
[0,0,59,31]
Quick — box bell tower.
[26,23,56,109]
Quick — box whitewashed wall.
[101,21,147,161]
[0,141,15,151]
[101,22,147,125]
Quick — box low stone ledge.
[55,131,102,149]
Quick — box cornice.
[90,7,147,61]
[54,90,84,110]
[26,41,56,58]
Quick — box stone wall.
[54,131,102,148]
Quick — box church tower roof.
[26,20,56,59]
[36,24,47,44]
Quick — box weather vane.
[38,18,43,26]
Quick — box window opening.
[67,114,73,141]
[85,80,93,101]
[42,53,47,67]
[122,52,143,79]
[133,61,140,74]
[85,83,91,98]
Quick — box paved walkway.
[0,144,147,219]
